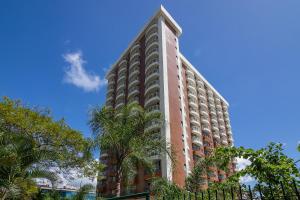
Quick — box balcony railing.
[144,92,160,107]
[145,68,159,84]
[130,43,140,54]
[145,79,160,96]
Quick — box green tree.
[151,178,182,200]
[0,97,96,199]
[185,158,209,192]
[0,133,58,200]
[89,103,171,197]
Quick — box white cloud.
[63,51,107,92]
[235,157,255,184]
[239,175,255,184]
[236,157,251,171]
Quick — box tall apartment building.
[98,6,235,196]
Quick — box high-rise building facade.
[98,6,235,197]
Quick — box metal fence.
[103,180,300,200]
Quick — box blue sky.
[0,0,299,161]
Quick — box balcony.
[130,43,140,54]
[130,51,140,61]
[187,76,195,84]
[207,90,213,95]
[200,110,208,116]
[145,48,159,64]
[144,92,160,107]
[212,125,219,131]
[118,65,127,75]
[202,127,211,134]
[128,96,139,105]
[211,118,218,124]
[115,101,125,109]
[106,95,114,102]
[190,108,199,117]
[221,139,228,145]
[106,86,114,95]
[108,79,115,86]
[145,34,159,48]
[208,96,214,103]
[146,31,159,43]
[117,73,126,83]
[187,92,197,100]
[128,87,139,99]
[188,84,197,93]
[145,69,159,84]
[201,118,210,125]
[146,104,160,115]
[191,126,201,135]
[118,59,127,68]
[107,72,116,80]
[129,59,140,70]
[226,124,231,129]
[216,104,222,110]
[129,68,139,80]
[145,79,160,96]
[146,23,158,36]
[190,117,200,126]
[105,104,113,109]
[145,40,159,54]
[213,134,220,140]
[219,125,225,130]
[189,100,198,109]
[116,82,125,92]
[197,80,204,86]
[192,136,203,146]
[220,132,227,138]
[199,94,206,102]
[145,58,159,74]
[116,92,125,101]
[199,102,208,109]
[128,77,140,88]
[186,69,194,76]
[144,121,160,133]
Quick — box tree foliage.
[0,97,95,199]
[151,178,182,200]
[89,103,172,196]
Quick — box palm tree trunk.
[116,171,122,197]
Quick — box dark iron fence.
[104,179,300,200]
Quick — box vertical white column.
[158,16,172,181]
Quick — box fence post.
[280,181,288,200]
[189,192,191,200]
[230,187,234,200]
[215,190,218,200]
[239,185,242,200]
[208,189,211,200]
[222,188,225,200]
[201,192,204,200]
[248,185,253,200]
[293,179,300,200]
[258,183,264,200]
[146,193,150,200]
[195,192,197,200]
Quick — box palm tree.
[0,132,57,200]
[89,103,171,197]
